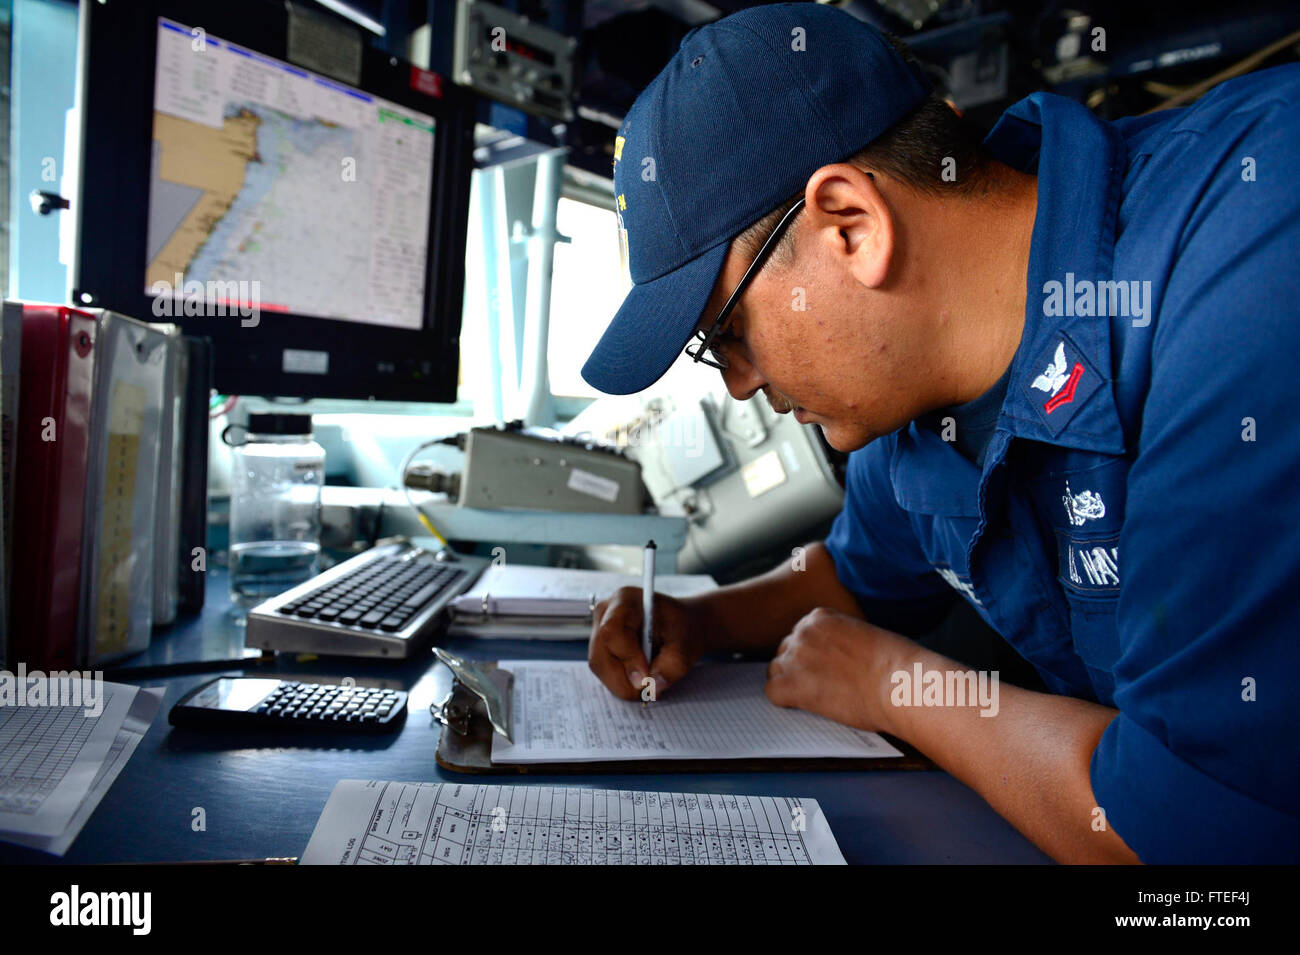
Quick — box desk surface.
[1,571,1052,865]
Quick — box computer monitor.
[71,0,476,401]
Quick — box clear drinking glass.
[227,413,324,610]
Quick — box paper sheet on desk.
[491,661,903,763]
[0,682,163,854]
[301,779,846,864]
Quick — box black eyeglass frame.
[686,196,807,370]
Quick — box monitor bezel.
[72,0,475,402]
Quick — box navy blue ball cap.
[581,1,931,395]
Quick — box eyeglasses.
[686,196,807,370]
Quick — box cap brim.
[580,240,729,395]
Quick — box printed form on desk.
[0,679,164,854]
[301,780,847,864]
[491,660,902,763]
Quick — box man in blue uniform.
[581,3,1299,863]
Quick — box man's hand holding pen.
[587,587,711,701]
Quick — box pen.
[642,539,656,694]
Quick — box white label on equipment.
[283,348,329,374]
[567,467,620,503]
[742,450,787,498]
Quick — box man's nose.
[720,345,764,401]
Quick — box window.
[547,196,630,399]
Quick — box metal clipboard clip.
[430,648,514,743]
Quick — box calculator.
[169,677,408,732]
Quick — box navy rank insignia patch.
[1026,334,1101,434]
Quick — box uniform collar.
[986,93,1129,456]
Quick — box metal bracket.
[431,648,514,742]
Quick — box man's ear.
[804,164,894,289]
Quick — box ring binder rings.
[447,565,717,640]
[469,591,600,621]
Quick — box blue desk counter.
[0,570,1051,864]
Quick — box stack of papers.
[302,779,847,864]
[447,564,717,639]
[0,678,162,855]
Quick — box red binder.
[9,303,98,669]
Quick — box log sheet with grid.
[490,660,902,763]
[301,779,847,864]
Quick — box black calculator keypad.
[253,681,406,730]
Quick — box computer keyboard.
[246,538,488,658]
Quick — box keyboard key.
[401,579,447,609]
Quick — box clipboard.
[429,650,933,774]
